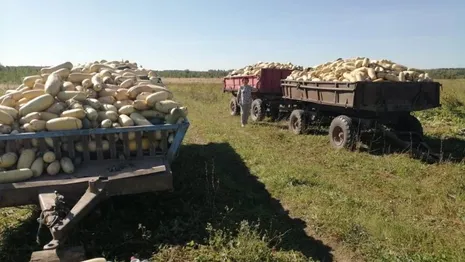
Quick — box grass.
[0,78,465,261]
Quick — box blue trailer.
[0,120,189,261]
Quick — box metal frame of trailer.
[0,121,189,262]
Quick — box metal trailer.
[0,121,189,262]
[280,80,441,151]
[223,68,293,121]
[224,69,442,157]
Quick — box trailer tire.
[229,97,240,116]
[289,109,306,135]
[329,115,355,149]
[251,99,265,122]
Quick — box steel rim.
[230,101,236,112]
[332,126,344,146]
[252,105,259,117]
[291,116,300,131]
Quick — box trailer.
[280,80,441,149]
[0,120,189,262]
[223,68,293,121]
[224,68,442,155]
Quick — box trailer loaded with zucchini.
[0,60,190,262]
[224,58,441,156]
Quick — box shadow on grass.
[422,136,465,162]
[253,118,328,136]
[357,132,465,163]
[255,117,465,164]
[0,207,41,262]
[0,142,333,262]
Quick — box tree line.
[1,64,464,84]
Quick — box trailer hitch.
[37,176,109,250]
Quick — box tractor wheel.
[251,99,265,122]
[229,97,240,116]
[289,109,306,135]
[329,115,355,149]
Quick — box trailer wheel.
[251,99,265,122]
[289,109,306,135]
[329,115,355,149]
[229,97,240,116]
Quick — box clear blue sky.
[0,0,464,70]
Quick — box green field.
[0,77,464,261]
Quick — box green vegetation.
[0,65,41,84]
[1,64,464,85]
[156,69,230,79]
[426,68,465,79]
[0,69,464,261]
[0,64,230,84]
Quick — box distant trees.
[0,65,41,84]
[425,68,465,79]
[0,64,463,84]
[156,69,230,78]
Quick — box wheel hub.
[332,126,344,146]
[253,106,259,116]
[292,118,300,130]
[230,101,236,111]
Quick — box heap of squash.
[0,60,187,183]
[226,61,303,77]
[285,57,433,82]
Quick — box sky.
[0,0,464,70]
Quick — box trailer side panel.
[281,80,441,113]
[224,68,292,95]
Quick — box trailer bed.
[0,121,189,256]
[0,156,171,208]
[281,80,441,113]
[0,122,189,208]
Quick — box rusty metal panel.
[355,81,441,112]
[281,80,441,112]
[281,80,356,108]
[223,75,259,92]
[259,69,293,94]
[223,68,292,95]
